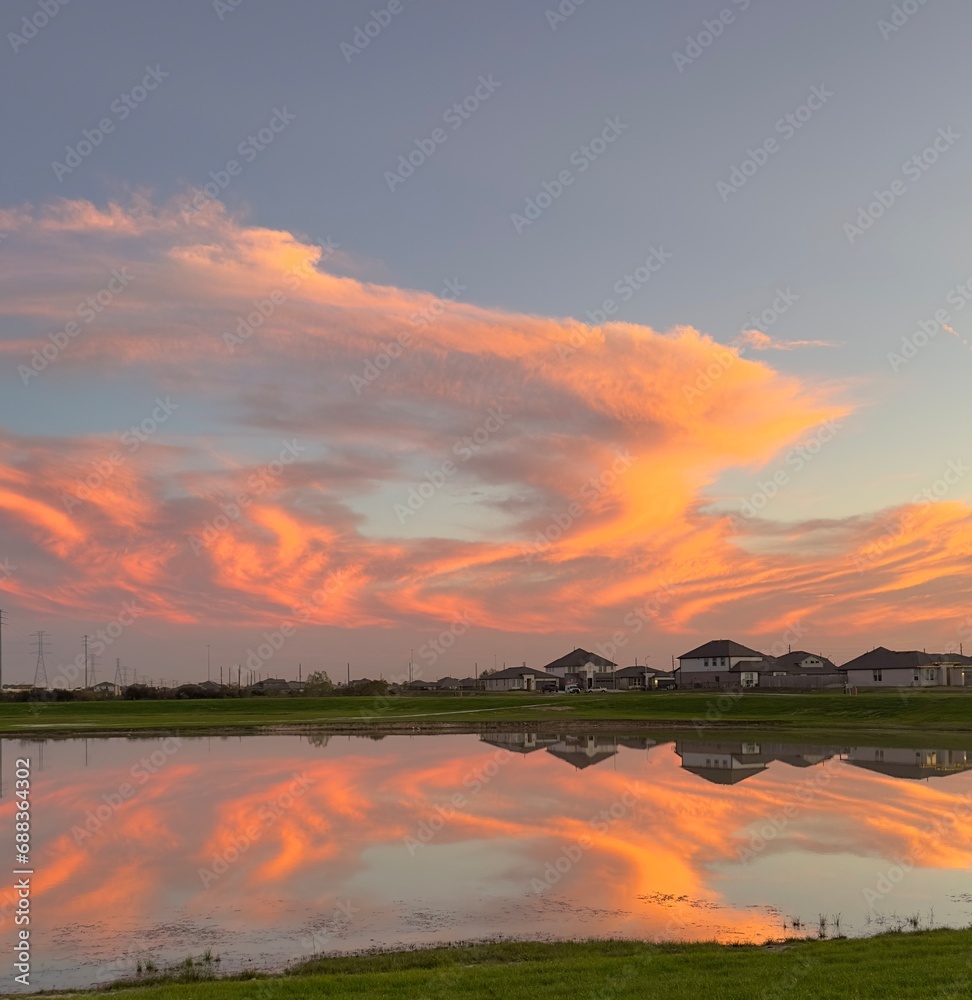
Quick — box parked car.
[564,684,580,694]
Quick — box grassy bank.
[2,689,972,738]
[82,932,972,999]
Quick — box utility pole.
[83,634,89,689]
[0,607,6,696]
[347,662,350,687]
[207,645,211,683]
[32,631,51,690]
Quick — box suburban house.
[676,640,769,689]
[604,665,676,690]
[840,648,972,689]
[675,739,840,784]
[88,680,122,697]
[479,732,559,754]
[546,734,619,769]
[483,665,559,692]
[541,648,618,690]
[844,746,972,780]
[676,640,842,689]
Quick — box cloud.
[737,330,841,352]
[0,196,969,647]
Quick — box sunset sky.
[1,0,971,684]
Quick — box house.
[89,680,121,697]
[615,665,676,690]
[541,648,618,690]
[844,746,972,780]
[545,734,619,769]
[746,651,843,690]
[435,676,461,689]
[676,640,767,689]
[483,665,560,692]
[840,648,969,688]
[479,732,559,754]
[675,739,840,784]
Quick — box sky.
[1,0,971,685]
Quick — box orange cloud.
[0,196,970,646]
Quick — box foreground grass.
[2,689,972,736]
[88,932,972,1000]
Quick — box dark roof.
[487,666,559,680]
[840,647,950,672]
[679,640,764,659]
[772,651,838,672]
[616,665,674,678]
[542,647,618,670]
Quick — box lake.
[3,730,972,991]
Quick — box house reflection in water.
[843,747,972,781]
[674,741,841,784]
[478,733,972,783]
[480,732,643,769]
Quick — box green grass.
[2,689,971,738]
[70,932,972,999]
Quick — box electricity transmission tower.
[32,631,51,689]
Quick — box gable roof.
[771,651,839,672]
[541,647,618,670]
[841,647,942,672]
[615,665,674,678]
[487,666,559,680]
[679,640,764,660]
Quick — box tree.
[305,670,334,695]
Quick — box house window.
[873,670,882,682]
[704,658,709,667]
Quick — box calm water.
[3,731,972,991]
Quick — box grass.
[2,689,972,738]
[69,931,972,999]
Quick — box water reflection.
[2,730,971,992]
